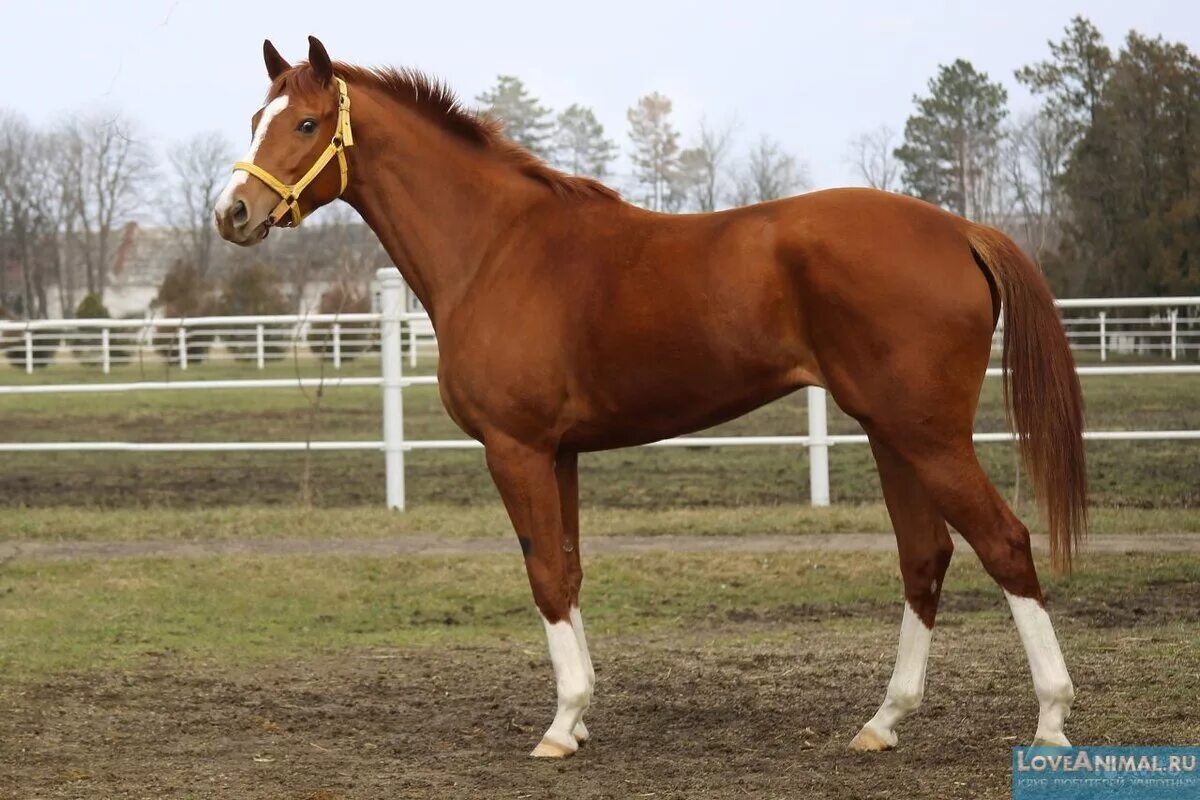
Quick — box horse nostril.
[231,200,249,226]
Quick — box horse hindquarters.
[811,219,1081,749]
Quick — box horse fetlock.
[1032,730,1072,748]
[557,681,590,711]
[886,686,924,714]
[1039,679,1075,707]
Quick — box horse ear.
[308,36,333,85]
[263,40,291,80]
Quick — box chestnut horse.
[216,37,1087,758]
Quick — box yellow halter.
[232,76,355,228]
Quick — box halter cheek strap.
[232,76,354,228]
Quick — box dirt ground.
[6,530,1200,564]
[3,589,1197,800]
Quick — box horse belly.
[561,356,810,451]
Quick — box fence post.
[807,386,830,507]
[102,328,111,374]
[332,323,342,370]
[178,327,188,370]
[1098,311,1107,362]
[1169,309,1178,361]
[409,324,417,369]
[256,324,265,370]
[379,267,406,510]
[23,330,33,374]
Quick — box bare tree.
[846,125,899,191]
[730,135,809,206]
[258,204,389,312]
[0,112,64,317]
[164,131,234,278]
[61,111,154,298]
[964,134,1014,228]
[1002,110,1069,259]
[676,117,736,212]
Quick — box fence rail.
[2,269,1198,509]
[4,298,1198,373]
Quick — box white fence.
[2,298,1197,375]
[1039,297,1200,362]
[1,268,1198,509]
[0,310,439,373]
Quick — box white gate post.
[332,323,342,370]
[178,327,188,370]
[807,386,830,507]
[1169,309,1178,361]
[255,324,265,370]
[101,328,111,374]
[379,267,406,510]
[23,330,33,374]
[1099,311,1107,362]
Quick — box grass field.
[0,356,1197,513]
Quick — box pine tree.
[894,59,1009,218]
[627,92,681,211]
[1015,15,1115,293]
[552,104,616,178]
[1016,16,1113,150]
[1057,32,1200,295]
[476,75,554,158]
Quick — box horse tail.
[966,224,1087,572]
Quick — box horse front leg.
[555,450,595,744]
[486,436,591,758]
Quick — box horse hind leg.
[881,426,1075,747]
[850,435,954,752]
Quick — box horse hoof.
[573,721,590,744]
[1032,733,1071,747]
[849,725,895,752]
[530,737,577,758]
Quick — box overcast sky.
[3,0,1197,195]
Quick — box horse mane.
[275,63,621,202]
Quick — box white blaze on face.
[214,94,290,219]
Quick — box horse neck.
[340,86,546,322]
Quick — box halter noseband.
[232,76,354,228]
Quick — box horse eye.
[298,118,318,134]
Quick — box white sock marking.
[1006,591,1074,745]
[861,602,932,746]
[215,94,290,218]
[568,606,594,741]
[540,614,589,751]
